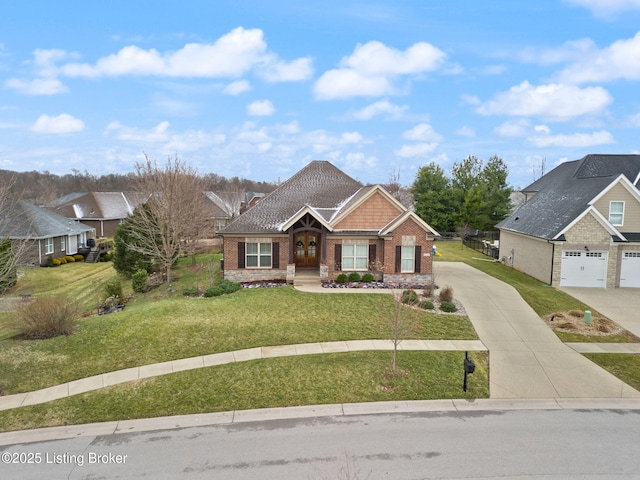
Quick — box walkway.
[434,263,640,399]
[0,340,486,412]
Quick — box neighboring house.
[240,192,265,214]
[497,154,640,288]
[204,191,244,234]
[220,161,439,283]
[51,192,147,238]
[0,200,94,266]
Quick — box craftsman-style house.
[220,161,439,284]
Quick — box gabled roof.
[497,154,640,240]
[222,161,363,234]
[52,192,147,220]
[204,191,242,219]
[1,200,93,240]
[379,210,440,237]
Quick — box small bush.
[336,273,348,284]
[105,279,123,302]
[439,286,454,303]
[440,301,457,313]
[12,297,79,339]
[65,255,76,263]
[58,257,67,265]
[348,272,361,282]
[132,269,149,293]
[361,273,374,283]
[218,279,241,294]
[46,255,54,267]
[74,254,85,261]
[52,259,61,266]
[204,286,224,297]
[420,300,435,310]
[401,289,419,305]
[182,286,200,297]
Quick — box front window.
[60,236,66,252]
[609,201,624,226]
[44,237,54,255]
[342,244,368,271]
[246,241,272,268]
[401,245,415,273]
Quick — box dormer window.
[609,201,624,226]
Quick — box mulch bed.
[543,310,624,336]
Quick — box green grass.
[584,353,640,391]
[0,351,489,432]
[0,258,477,395]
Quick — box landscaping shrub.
[218,279,241,294]
[361,273,374,283]
[203,286,223,297]
[105,279,123,302]
[420,300,435,310]
[65,255,76,263]
[439,286,454,303]
[132,269,149,293]
[52,259,61,266]
[440,301,457,313]
[46,255,54,267]
[182,286,200,297]
[73,254,84,261]
[401,289,419,305]
[336,273,348,284]
[348,272,361,282]
[58,257,67,265]
[100,252,113,262]
[12,297,79,339]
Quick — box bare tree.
[380,290,421,372]
[125,154,209,289]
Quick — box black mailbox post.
[463,351,475,392]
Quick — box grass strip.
[0,351,489,432]
[583,353,640,391]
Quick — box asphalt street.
[2,409,640,479]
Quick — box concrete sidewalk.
[0,339,487,412]
[434,262,640,399]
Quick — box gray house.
[1,200,95,266]
[497,154,640,288]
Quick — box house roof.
[1,200,94,240]
[204,191,242,219]
[51,192,147,220]
[497,154,640,240]
[221,161,363,234]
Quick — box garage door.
[620,251,640,288]
[560,250,608,287]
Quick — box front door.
[295,233,318,267]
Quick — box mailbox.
[464,357,475,374]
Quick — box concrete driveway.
[435,262,640,399]
[560,287,640,338]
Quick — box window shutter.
[238,242,245,269]
[395,246,401,273]
[414,245,421,273]
[368,244,376,267]
[272,242,279,269]
[335,244,342,270]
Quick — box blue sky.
[2,0,640,189]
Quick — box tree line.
[411,155,512,233]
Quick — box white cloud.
[402,123,443,142]
[5,78,68,95]
[494,120,531,138]
[564,0,640,17]
[476,81,612,120]
[223,80,251,95]
[341,132,363,144]
[314,40,446,100]
[259,56,313,82]
[164,130,226,152]
[456,126,476,137]
[350,100,410,120]
[395,143,438,158]
[528,129,615,147]
[58,27,311,83]
[247,99,275,116]
[30,114,84,134]
[518,39,596,65]
[105,121,170,143]
[557,32,640,83]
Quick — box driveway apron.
[434,262,640,399]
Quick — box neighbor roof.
[1,200,93,240]
[52,192,147,220]
[497,154,640,240]
[221,161,363,234]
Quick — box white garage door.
[560,250,608,287]
[620,251,640,288]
